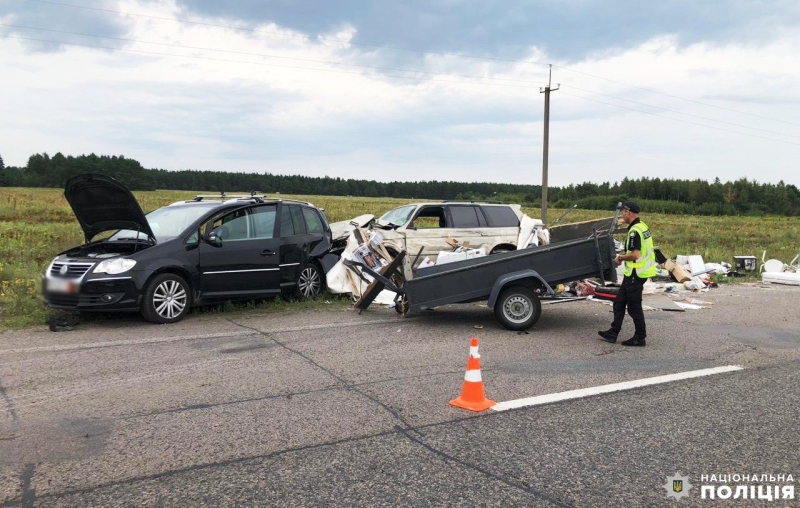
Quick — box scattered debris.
[733,255,757,272]
[674,302,707,311]
[760,249,800,286]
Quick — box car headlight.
[93,258,137,275]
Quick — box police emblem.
[664,472,692,500]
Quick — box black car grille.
[50,262,94,279]
[45,293,111,308]
[46,294,81,307]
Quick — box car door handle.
[261,249,276,257]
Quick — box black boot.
[598,330,618,343]
[621,336,646,347]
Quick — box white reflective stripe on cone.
[464,370,482,382]
[469,346,480,358]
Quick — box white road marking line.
[491,365,744,412]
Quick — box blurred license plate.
[48,279,76,293]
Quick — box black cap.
[622,201,640,213]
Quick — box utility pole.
[539,65,559,225]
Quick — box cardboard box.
[664,259,692,283]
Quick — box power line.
[24,0,798,127]
[0,34,539,88]
[0,23,546,85]
[3,33,797,148]
[3,29,797,148]
[555,64,800,127]
[559,90,800,147]
[6,23,797,141]
[561,84,800,140]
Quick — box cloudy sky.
[1,0,799,186]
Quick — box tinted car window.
[209,209,250,241]
[449,206,481,228]
[223,211,250,240]
[290,205,307,235]
[482,206,520,227]
[303,207,324,234]
[252,205,277,239]
[280,206,294,236]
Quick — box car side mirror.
[206,232,223,247]
[407,222,416,230]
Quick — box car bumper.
[42,275,143,312]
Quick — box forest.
[1,152,798,216]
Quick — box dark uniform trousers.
[610,273,646,339]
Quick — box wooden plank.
[346,269,361,297]
[352,228,368,245]
[354,252,406,310]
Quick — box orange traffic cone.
[449,337,496,412]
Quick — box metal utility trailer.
[346,216,618,331]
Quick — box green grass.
[1,187,797,330]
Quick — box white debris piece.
[516,215,548,249]
[436,248,487,265]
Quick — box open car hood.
[64,173,156,243]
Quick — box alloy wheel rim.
[153,280,187,319]
[503,295,531,323]
[298,267,321,298]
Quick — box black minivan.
[42,174,334,323]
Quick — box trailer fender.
[487,270,553,308]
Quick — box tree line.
[1,152,799,216]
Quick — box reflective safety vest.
[624,221,657,278]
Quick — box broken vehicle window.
[379,205,416,226]
[412,207,447,229]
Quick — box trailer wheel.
[494,285,541,331]
[394,295,408,315]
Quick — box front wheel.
[494,285,541,331]
[295,263,324,299]
[141,273,191,324]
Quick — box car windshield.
[378,205,416,226]
[109,204,216,242]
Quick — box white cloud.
[0,0,798,187]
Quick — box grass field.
[1,187,798,329]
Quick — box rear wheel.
[494,285,541,331]
[141,273,191,324]
[295,263,323,299]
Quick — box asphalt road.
[1,283,799,507]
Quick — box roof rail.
[279,198,315,206]
[193,191,265,202]
[441,200,505,204]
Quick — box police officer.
[598,201,657,346]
